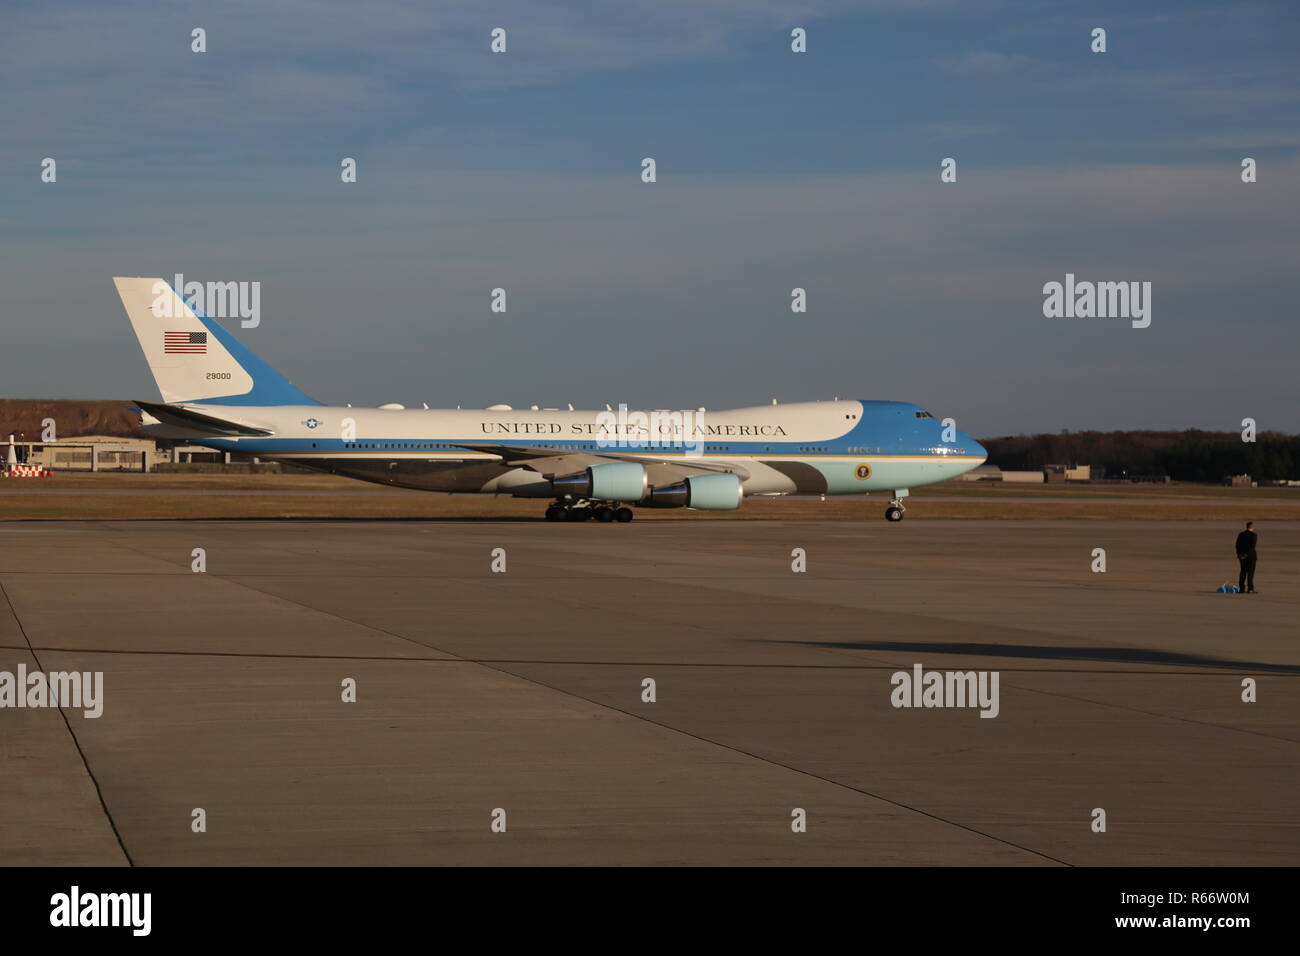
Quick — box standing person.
[1235,521,1258,594]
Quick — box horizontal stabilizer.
[133,400,274,436]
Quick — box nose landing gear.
[884,490,908,522]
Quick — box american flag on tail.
[164,331,207,354]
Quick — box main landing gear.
[545,498,634,523]
[884,491,908,522]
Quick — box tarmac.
[1,518,1296,866]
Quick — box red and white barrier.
[2,465,55,477]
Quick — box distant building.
[25,435,161,472]
[956,464,1002,482]
[1228,474,1256,488]
[960,463,1092,484]
[1000,470,1045,484]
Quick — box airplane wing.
[452,442,747,484]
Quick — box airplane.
[113,276,988,522]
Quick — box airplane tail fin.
[113,276,320,406]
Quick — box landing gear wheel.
[885,507,904,522]
[566,507,587,522]
[595,507,614,523]
[545,506,563,521]
[614,507,634,523]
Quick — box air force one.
[114,276,987,522]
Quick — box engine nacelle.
[552,461,648,501]
[644,473,743,510]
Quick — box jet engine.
[551,461,648,501]
[643,473,743,510]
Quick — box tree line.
[981,430,1300,482]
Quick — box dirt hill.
[0,399,146,439]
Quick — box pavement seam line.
[0,577,134,867]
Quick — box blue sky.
[2,0,1298,435]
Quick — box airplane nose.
[962,431,988,463]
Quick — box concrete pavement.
[1,519,1295,865]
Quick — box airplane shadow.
[781,640,1300,674]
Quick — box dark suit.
[1235,530,1257,592]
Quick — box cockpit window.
[914,410,935,419]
